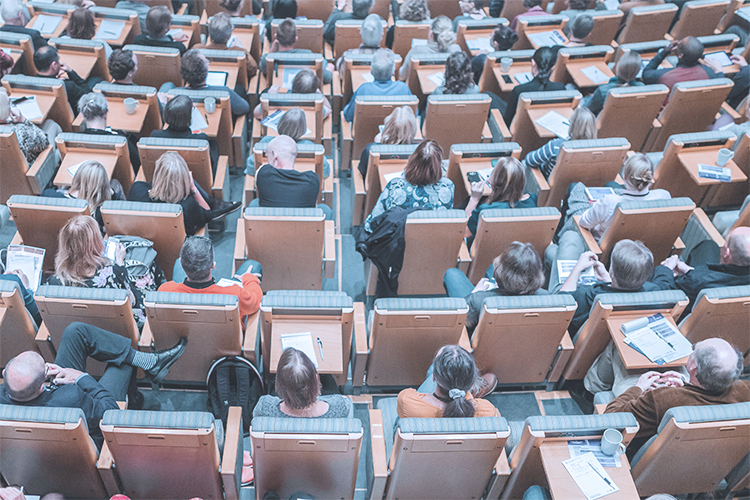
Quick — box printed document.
[562,452,619,500]
[534,110,570,138]
[280,332,318,367]
[568,440,622,468]
[15,96,43,121]
[6,245,45,292]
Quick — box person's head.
[150,151,192,203]
[220,0,243,14]
[352,0,374,18]
[459,0,485,13]
[370,48,396,81]
[721,226,750,266]
[180,235,215,282]
[267,135,298,169]
[687,338,742,393]
[0,49,14,77]
[3,351,47,402]
[432,345,476,418]
[209,12,235,45]
[569,14,593,40]
[404,139,443,186]
[145,5,172,38]
[567,0,589,10]
[108,49,137,82]
[78,92,108,125]
[614,50,641,83]
[0,0,25,24]
[443,51,473,94]
[360,13,383,47]
[180,49,209,87]
[273,0,297,19]
[676,36,703,66]
[621,153,654,192]
[430,16,456,51]
[276,18,297,47]
[163,95,194,132]
[487,157,525,205]
[523,0,543,9]
[67,7,96,40]
[0,88,11,122]
[492,242,545,294]
[70,161,111,213]
[381,105,416,145]
[291,68,320,93]
[568,106,597,140]
[491,24,518,51]
[275,347,321,410]
[399,0,430,22]
[609,239,653,290]
[276,107,306,141]
[33,46,60,74]
[55,215,109,284]
[531,46,558,82]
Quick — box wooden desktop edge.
[369,408,389,500]
[221,406,243,500]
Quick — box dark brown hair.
[163,95,193,131]
[404,139,443,186]
[68,7,96,40]
[492,242,544,295]
[180,49,209,87]
[275,348,321,409]
[145,5,172,38]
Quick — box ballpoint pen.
[589,463,613,488]
[317,337,324,361]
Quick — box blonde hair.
[149,151,192,203]
[615,51,642,83]
[70,161,110,213]
[381,106,416,145]
[488,157,525,205]
[0,90,10,121]
[621,152,654,192]
[55,215,110,285]
[568,106,597,140]
[430,16,456,51]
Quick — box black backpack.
[206,356,264,433]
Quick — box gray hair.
[694,344,742,393]
[1,0,23,21]
[609,239,653,290]
[360,13,383,47]
[78,92,108,123]
[180,235,214,281]
[209,12,235,44]
[370,48,395,81]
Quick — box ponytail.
[532,46,559,84]
[432,345,477,419]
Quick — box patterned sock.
[131,350,157,371]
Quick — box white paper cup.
[600,428,627,456]
[717,148,734,167]
[500,57,513,72]
[123,97,139,114]
[204,96,216,114]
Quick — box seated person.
[443,241,546,332]
[399,16,461,81]
[502,46,564,126]
[724,55,749,110]
[642,37,721,99]
[336,13,388,73]
[221,0,262,17]
[343,48,412,122]
[33,46,89,115]
[564,14,594,47]
[358,105,417,180]
[0,323,187,446]
[65,7,113,58]
[465,157,537,247]
[584,50,642,115]
[128,151,240,235]
[77,92,141,174]
[324,0,374,47]
[0,0,47,50]
[510,0,547,30]
[452,0,487,31]
[253,68,332,121]
[253,347,352,418]
[264,0,300,43]
[364,139,454,232]
[397,345,500,418]
[195,12,259,80]
[386,0,430,48]
[472,24,518,84]
[151,95,220,174]
[259,18,334,84]
[523,106,597,180]
[246,108,331,178]
[432,51,479,96]
[0,88,50,165]
[42,160,124,234]
[160,235,262,319]
[108,49,138,86]
[132,6,189,54]
[46,215,164,330]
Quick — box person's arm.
[641,43,673,84]
[238,272,263,316]
[524,140,556,170]
[651,262,677,290]
[189,172,211,210]
[47,364,119,429]
[399,49,414,81]
[726,57,749,107]
[323,9,344,44]
[604,371,664,438]
[343,88,358,122]
[560,251,602,292]
[464,181,485,237]
[503,87,520,126]
[578,195,611,229]
[227,88,250,116]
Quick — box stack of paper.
[190,107,209,132]
[534,110,570,139]
[280,332,319,368]
[361,72,375,83]
[428,72,445,86]
[563,452,619,500]
[14,96,43,121]
[580,65,610,84]
[568,440,622,468]
[411,38,428,48]
[514,72,534,84]
[475,166,495,181]
[167,28,184,39]
[67,161,86,178]
[528,30,566,48]
[697,163,731,182]
[467,38,492,51]
[622,313,693,364]
[281,68,302,89]
[383,171,404,183]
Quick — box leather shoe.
[145,337,188,384]
[208,200,242,221]
[471,373,498,399]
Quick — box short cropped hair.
[570,14,594,39]
[694,342,742,393]
[33,46,59,73]
[276,18,297,47]
[209,12,235,44]
[180,235,214,282]
[163,95,193,132]
[610,239,653,290]
[492,242,545,295]
[275,347,321,409]
[677,37,703,66]
[180,49,209,87]
[146,6,172,38]
[524,0,543,8]
[108,49,135,81]
[370,48,395,80]
[291,68,319,93]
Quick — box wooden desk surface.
[350,66,373,93]
[463,32,492,57]
[12,92,55,126]
[527,107,574,139]
[208,61,240,91]
[540,441,640,500]
[492,61,534,93]
[460,159,495,197]
[269,319,344,374]
[59,52,97,81]
[678,150,747,186]
[527,28,568,49]
[73,97,149,134]
[27,14,68,39]
[191,102,222,137]
[54,151,118,187]
[416,67,445,94]
[607,313,689,370]
[566,60,615,89]
[93,19,131,47]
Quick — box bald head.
[722,226,750,266]
[267,134,298,170]
[3,351,46,401]
[676,37,703,66]
[689,338,742,393]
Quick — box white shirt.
[579,188,671,241]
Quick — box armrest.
[369,409,389,500]
[458,326,473,353]
[233,116,247,169]
[138,321,154,350]
[351,301,368,387]
[242,311,260,365]
[324,219,336,279]
[244,174,255,204]
[573,215,602,255]
[690,208,725,246]
[213,155,230,201]
[489,108,511,142]
[96,440,120,497]
[233,217,246,273]
[524,162,549,204]
[481,119,492,143]
[457,241,471,273]
[26,146,56,194]
[672,236,685,256]
[341,112,352,170]
[485,449,512,499]
[352,161,365,226]
[221,406,243,500]
[594,403,608,414]
[721,102,741,123]
[10,231,22,246]
[548,330,574,382]
[34,323,56,362]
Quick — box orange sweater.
[158,274,262,318]
[396,389,501,418]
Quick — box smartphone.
[467,171,482,183]
[502,74,512,84]
[105,237,118,260]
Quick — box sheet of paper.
[361,72,374,83]
[624,327,674,363]
[534,110,570,139]
[704,51,733,67]
[6,245,45,292]
[428,71,445,86]
[281,67,302,89]
[383,170,403,184]
[67,161,86,178]
[411,38,428,48]
[514,71,533,84]
[528,30,566,48]
[216,278,241,287]
[581,65,610,84]
[556,259,596,285]
[648,315,692,363]
[280,332,318,368]
[1,48,9,55]
[190,107,208,132]
[568,440,622,468]
[206,71,228,86]
[562,452,619,500]
[94,19,125,40]
[32,14,62,35]
[603,0,620,9]
[15,96,43,121]
[262,109,285,130]
[466,37,492,51]
[636,59,649,79]
[167,28,184,39]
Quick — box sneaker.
[471,373,498,399]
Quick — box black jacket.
[0,24,47,51]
